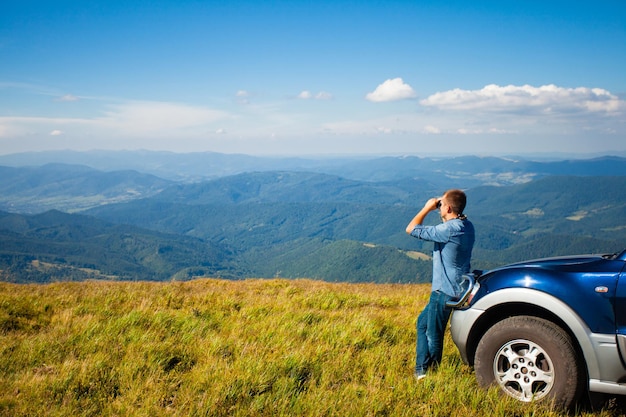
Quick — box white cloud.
[315,91,333,100]
[297,90,333,100]
[420,84,625,114]
[236,90,251,105]
[366,78,417,102]
[0,116,92,139]
[1,82,623,156]
[0,101,230,141]
[57,94,79,102]
[298,90,312,99]
[97,101,230,136]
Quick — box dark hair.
[444,189,467,215]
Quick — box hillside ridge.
[0,152,624,283]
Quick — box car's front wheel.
[474,315,584,410]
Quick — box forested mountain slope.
[0,164,172,213]
[0,210,236,282]
[1,154,624,283]
[86,173,626,279]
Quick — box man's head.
[441,189,467,216]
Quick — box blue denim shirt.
[410,217,475,298]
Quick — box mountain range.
[2,150,626,184]
[0,151,624,283]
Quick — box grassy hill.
[0,279,619,416]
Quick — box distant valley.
[0,151,624,283]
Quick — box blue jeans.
[415,290,453,375]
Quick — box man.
[405,189,475,380]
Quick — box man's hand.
[424,197,440,212]
[406,196,441,234]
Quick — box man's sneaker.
[414,372,426,381]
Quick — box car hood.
[483,253,610,276]
[509,254,605,267]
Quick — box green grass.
[0,279,621,416]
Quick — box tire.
[474,315,584,410]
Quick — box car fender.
[466,287,617,382]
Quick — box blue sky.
[1,0,625,156]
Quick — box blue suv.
[449,249,626,409]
